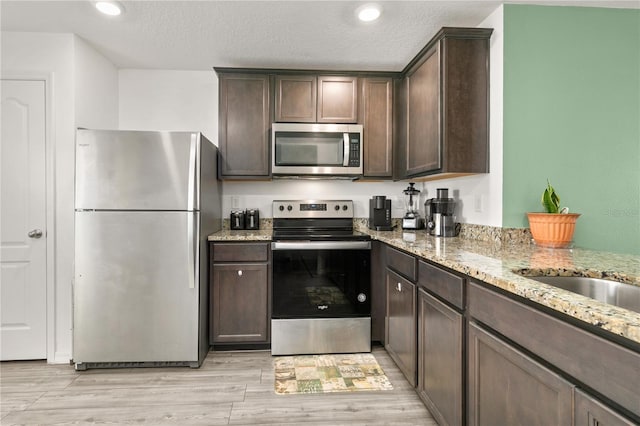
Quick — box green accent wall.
[503,5,640,254]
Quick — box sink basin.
[529,276,640,314]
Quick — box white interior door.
[1,79,47,360]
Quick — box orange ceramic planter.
[527,212,581,248]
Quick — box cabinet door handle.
[396,282,402,292]
[237,270,243,277]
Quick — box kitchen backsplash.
[352,218,532,246]
[222,218,273,230]
[221,217,533,246]
[458,223,533,245]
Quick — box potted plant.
[527,181,581,248]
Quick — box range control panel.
[273,200,354,219]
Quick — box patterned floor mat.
[274,353,394,395]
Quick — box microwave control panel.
[349,134,360,167]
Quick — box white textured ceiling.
[1,0,638,71]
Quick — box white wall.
[117,8,504,224]
[418,6,504,227]
[117,69,493,221]
[221,3,504,224]
[224,180,408,219]
[118,69,217,141]
[2,32,76,363]
[224,7,504,223]
[116,70,405,217]
[0,8,504,362]
[74,35,119,128]
[2,31,119,363]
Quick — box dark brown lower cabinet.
[467,322,574,426]
[210,242,271,345]
[370,241,386,343]
[385,269,417,386]
[417,289,463,426]
[376,245,638,425]
[575,389,637,426]
[468,280,640,422]
[211,263,269,343]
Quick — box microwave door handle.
[343,133,350,167]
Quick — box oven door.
[271,241,371,319]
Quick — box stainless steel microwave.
[272,123,363,177]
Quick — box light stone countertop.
[208,226,640,346]
[208,229,272,241]
[362,228,640,346]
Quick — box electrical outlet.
[392,196,403,210]
[231,196,240,208]
[474,195,483,213]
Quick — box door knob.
[28,229,43,239]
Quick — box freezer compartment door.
[75,129,200,211]
[73,211,200,363]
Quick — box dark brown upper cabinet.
[396,27,493,181]
[317,76,358,123]
[274,74,358,123]
[274,75,317,123]
[217,71,271,179]
[360,77,393,178]
[215,26,492,179]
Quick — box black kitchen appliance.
[271,200,371,355]
[425,188,460,237]
[245,208,260,230]
[368,195,393,231]
[230,209,245,230]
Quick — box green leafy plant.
[541,180,561,213]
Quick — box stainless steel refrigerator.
[73,129,221,370]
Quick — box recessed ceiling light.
[95,1,124,16]
[357,4,381,22]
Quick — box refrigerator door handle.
[187,134,198,211]
[187,213,198,289]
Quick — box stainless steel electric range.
[271,200,371,356]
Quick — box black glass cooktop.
[272,229,371,241]
[272,216,370,241]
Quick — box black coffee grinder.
[368,196,393,231]
[230,209,245,230]
[245,208,260,230]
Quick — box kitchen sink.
[529,276,640,314]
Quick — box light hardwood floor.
[1,347,437,425]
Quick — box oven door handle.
[271,241,371,250]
